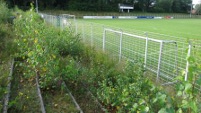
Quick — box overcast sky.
[193,0,201,4]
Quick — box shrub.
[0,0,10,24]
[13,7,83,89]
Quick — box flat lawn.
[80,19,201,39]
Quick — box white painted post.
[103,28,106,52]
[185,42,191,81]
[36,0,38,13]
[119,30,123,62]
[157,41,163,81]
[144,33,148,68]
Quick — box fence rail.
[40,13,201,92]
[42,11,201,19]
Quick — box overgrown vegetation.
[0,0,13,57]
[0,1,81,112]
[0,0,13,111]
[0,1,10,23]
[174,42,201,112]
[75,45,201,112]
[1,1,200,112]
[8,63,41,112]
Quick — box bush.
[0,0,14,57]
[194,4,201,15]
[72,46,178,112]
[0,0,10,24]
[13,7,83,89]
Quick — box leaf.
[196,75,201,85]
[176,108,182,113]
[175,75,183,81]
[184,83,192,93]
[27,51,33,57]
[138,105,149,113]
[177,91,182,96]
[166,106,175,113]
[139,99,145,105]
[144,107,149,112]
[176,84,185,92]
[189,101,198,113]
[158,108,167,113]
[181,100,188,108]
[188,56,195,63]
[150,85,156,91]
[34,38,38,43]
[132,103,138,110]
[152,98,158,103]
[157,93,167,103]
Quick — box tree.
[137,0,156,12]
[154,0,173,12]
[68,0,119,11]
[38,0,56,9]
[194,4,201,15]
[4,0,192,13]
[172,0,191,13]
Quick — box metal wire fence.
[44,11,201,19]
[40,13,201,91]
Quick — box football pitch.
[74,18,201,84]
[80,19,201,39]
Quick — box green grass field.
[80,19,201,39]
[73,18,201,83]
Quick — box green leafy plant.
[13,6,82,89]
[175,43,201,113]
[9,4,201,113]
[77,48,177,112]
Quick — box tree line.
[5,0,192,13]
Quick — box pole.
[119,30,123,62]
[199,4,200,15]
[36,0,38,13]
[144,32,148,68]
[185,42,191,81]
[157,41,163,81]
[190,3,193,18]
